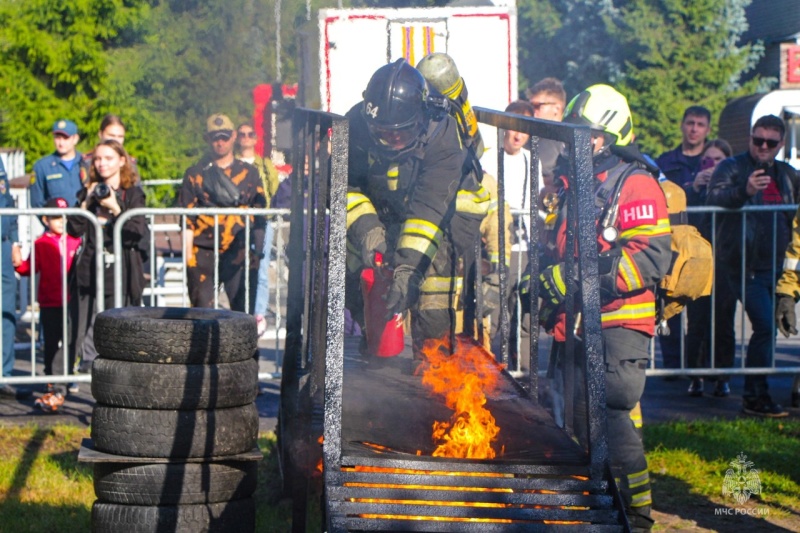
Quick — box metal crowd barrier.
[502,203,800,379]
[0,208,104,386]
[647,203,800,378]
[3,202,800,388]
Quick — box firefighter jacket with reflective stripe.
[544,161,672,341]
[345,103,489,275]
[777,203,800,299]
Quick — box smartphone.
[700,156,716,171]
[756,162,770,172]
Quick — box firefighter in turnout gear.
[345,59,489,357]
[529,84,671,532]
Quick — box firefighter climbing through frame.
[523,84,672,532]
[344,58,490,359]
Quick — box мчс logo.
[722,453,762,505]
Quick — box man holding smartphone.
[706,114,800,417]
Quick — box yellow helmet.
[563,84,634,146]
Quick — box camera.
[94,183,111,199]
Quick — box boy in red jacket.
[16,197,81,412]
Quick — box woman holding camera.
[69,139,146,370]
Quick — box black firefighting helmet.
[362,59,429,155]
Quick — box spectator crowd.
[0,76,798,428]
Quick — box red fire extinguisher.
[360,253,405,357]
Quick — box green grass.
[0,425,299,532]
[0,420,797,531]
[644,419,800,518]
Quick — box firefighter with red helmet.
[529,84,671,531]
[345,58,489,357]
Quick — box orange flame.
[418,335,501,459]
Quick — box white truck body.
[318,4,517,149]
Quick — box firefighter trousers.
[602,327,653,531]
[187,247,258,313]
[553,327,653,531]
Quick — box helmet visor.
[367,120,421,152]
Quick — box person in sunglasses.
[706,114,800,417]
[235,121,281,336]
[178,114,266,312]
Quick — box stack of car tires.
[89,307,260,533]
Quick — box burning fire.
[342,338,591,526]
[418,335,501,459]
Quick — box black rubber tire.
[92,404,258,458]
[91,358,258,409]
[93,307,258,364]
[91,498,255,533]
[93,461,257,505]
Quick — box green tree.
[517,0,768,155]
[611,0,768,155]
[0,0,153,164]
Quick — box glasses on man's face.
[238,131,257,139]
[752,136,780,149]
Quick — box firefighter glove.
[361,226,387,268]
[539,263,569,306]
[776,295,798,338]
[384,264,424,318]
[538,299,559,331]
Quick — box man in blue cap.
[29,119,84,208]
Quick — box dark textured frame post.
[474,107,608,479]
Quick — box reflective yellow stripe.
[398,219,442,259]
[488,251,499,263]
[628,469,649,489]
[552,264,566,296]
[619,218,671,241]
[631,489,652,507]
[487,198,498,215]
[629,401,643,429]
[420,276,463,294]
[387,164,399,191]
[619,249,644,291]
[456,187,491,216]
[520,273,531,295]
[397,235,438,259]
[403,218,441,241]
[346,193,377,229]
[601,302,655,323]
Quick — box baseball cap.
[206,114,235,134]
[45,197,69,208]
[52,119,78,137]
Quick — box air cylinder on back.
[417,52,485,158]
